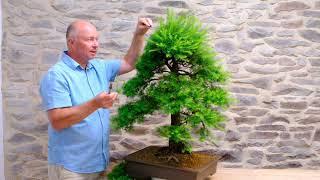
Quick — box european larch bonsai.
[112,10,232,154]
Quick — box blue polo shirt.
[39,51,121,173]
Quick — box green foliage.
[107,162,133,180]
[112,96,159,130]
[158,125,192,153]
[112,9,232,153]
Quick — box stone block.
[304,48,320,57]
[306,19,320,28]
[248,21,280,27]
[235,95,258,106]
[145,7,166,14]
[277,140,310,148]
[281,19,303,28]
[250,57,277,65]
[11,121,48,135]
[120,138,147,150]
[265,38,310,49]
[225,130,241,142]
[198,0,215,6]
[213,9,228,18]
[120,2,143,13]
[290,78,318,86]
[227,56,246,64]
[278,57,296,66]
[276,30,295,37]
[301,10,320,18]
[8,133,36,144]
[280,101,308,110]
[274,1,310,12]
[264,161,302,168]
[247,110,268,118]
[158,1,189,9]
[248,132,279,139]
[280,132,291,140]
[111,20,135,31]
[110,151,130,161]
[247,77,273,90]
[234,117,257,125]
[299,30,320,43]
[127,126,149,136]
[12,143,43,154]
[31,20,53,29]
[8,48,38,64]
[215,39,237,55]
[217,25,238,33]
[244,65,278,74]
[294,132,312,139]
[266,154,286,162]
[287,150,315,159]
[272,84,312,96]
[314,129,320,141]
[237,126,252,133]
[289,126,314,131]
[309,58,320,66]
[229,86,259,95]
[247,139,273,147]
[249,3,269,10]
[297,115,320,124]
[267,146,293,153]
[316,1,320,8]
[255,125,286,131]
[51,0,74,12]
[249,150,264,159]
[41,50,60,64]
[247,27,273,39]
[238,41,256,52]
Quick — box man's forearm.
[124,33,144,68]
[48,98,99,131]
[118,17,152,75]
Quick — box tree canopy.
[112,10,232,153]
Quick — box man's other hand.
[94,92,118,109]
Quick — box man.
[40,17,152,180]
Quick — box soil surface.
[126,146,219,169]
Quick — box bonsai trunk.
[168,59,186,153]
[169,113,185,153]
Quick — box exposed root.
[158,155,180,163]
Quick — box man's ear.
[67,38,74,45]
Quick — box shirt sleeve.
[39,70,72,111]
[104,59,121,82]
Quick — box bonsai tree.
[112,10,232,154]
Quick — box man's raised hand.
[135,17,153,36]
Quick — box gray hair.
[66,22,77,40]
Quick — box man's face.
[69,24,99,62]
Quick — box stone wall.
[2,0,320,179]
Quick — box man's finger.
[140,18,152,27]
[146,18,153,27]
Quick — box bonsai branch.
[146,78,160,84]
[139,78,160,93]
[177,70,192,76]
[165,59,174,72]
[201,121,206,129]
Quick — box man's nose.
[93,40,99,48]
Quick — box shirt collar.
[61,51,93,70]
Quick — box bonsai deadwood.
[112,10,232,154]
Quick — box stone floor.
[208,168,320,180]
